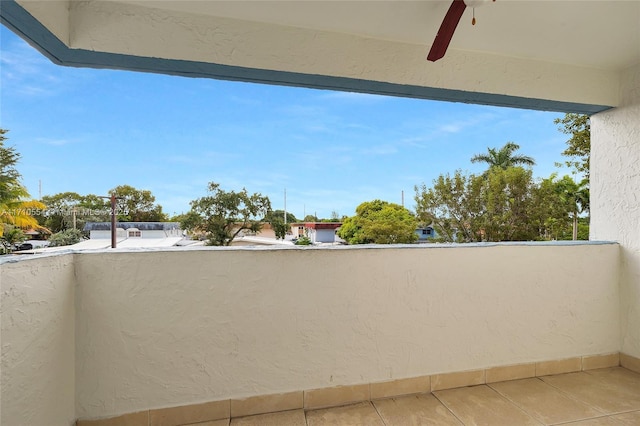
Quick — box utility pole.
[401,190,405,207]
[284,188,287,225]
[99,194,120,248]
[110,194,116,248]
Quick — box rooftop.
[83,222,182,231]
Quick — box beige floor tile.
[373,393,462,426]
[183,420,229,426]
[370,375,430,399]
[230,391,302,418]
[541,371,640,414]
[583,367,640,397]
[304,384,369,410]
[610,410,640,425]
[149,400,230,426]
[554,417,622,426]
[77,411,148,426]
[489,378,602,424]
[486,363,536,383]
[305,401,384,426]
[431,369,485,391]
[434,385,541,425]
[230,409,305,426]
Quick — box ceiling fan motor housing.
[463,0,493,7]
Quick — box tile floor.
[184,367,640,426]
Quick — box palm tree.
[0,198,47,235]
[556,176,589,240]
[0,225,26,253]
[471,142,536,170]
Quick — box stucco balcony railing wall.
[0,242,622,425]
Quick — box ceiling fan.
[427,0,495,62]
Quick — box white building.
[84,222,183,239]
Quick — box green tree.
[415,167,538,242]
[48,228,84,247]
[108,185,168,222]
[471,142,536,171]
[263,210,295,240]
[555,176,589,240]
[271,219,289,240]
[527,173,590,241]
[338,200,418,244]
[36,192,83,232]
[554,113,590,180]
[294,235,312,245]
[0,129,46,234]
[303,214,319,222]
[263,209,297,224]
[320,211,342,222]
[414,171,484,242]
[182,182,271,246]
[529,174,570,240]
[37,192,111,233]
[483,167,536,241]
[0,225,26,253]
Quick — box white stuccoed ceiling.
[3,0,640,112]
[122,0,640,71]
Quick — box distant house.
[234,222,276,239]
[290,223,306,239]
[83,222,183,239]
[23,227,51,241]
[416,225,437,242]
[294,222,342,244]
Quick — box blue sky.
[1,25,570,220]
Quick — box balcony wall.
[1,242,621,424]
[0,254,76,426]
[591,61,640,361]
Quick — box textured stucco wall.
[591,62,640,359]
[0,255,76,426]
[73,243,619,419]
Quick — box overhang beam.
[3,0,618,114]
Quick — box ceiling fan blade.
[427,0,467,62]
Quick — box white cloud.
[363,144,398,156]
[35,137,75,146]
[439,123,463,133]
[0,37,63,96]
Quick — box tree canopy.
[470,142,536,171]
[338,200,418,244]
[48,228,84,247]
[37,186,168,233]
[0,129,46,237]
[181,182,272,246]
[263,209,297,224]
[555,113,590,180]
[415,167,587,242]
[36,192,108,233]
[263,210,297,240]
[0,225,27,253]
[109,185,168,222]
